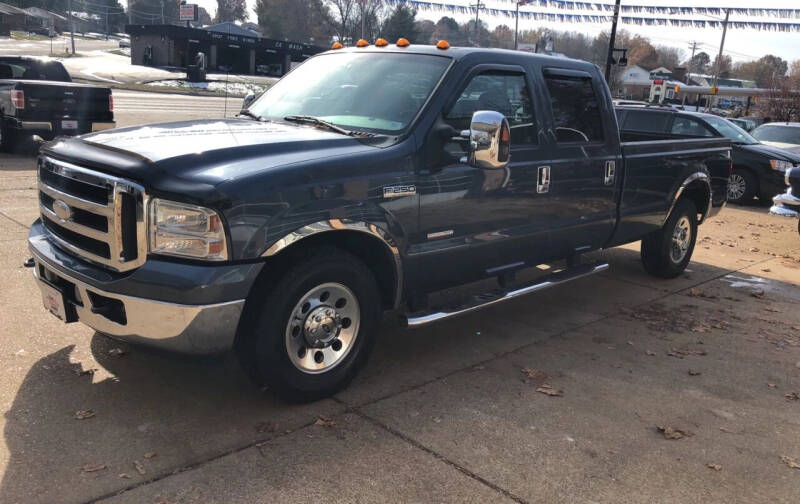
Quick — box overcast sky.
[131,0,800,63]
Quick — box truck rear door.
[21,83,112,133]
[536,67,620,256]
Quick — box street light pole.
[471,0,484,46]
[67,0,75,55]
[514,1,519,50]
[604,0,621,82]
[712,9,730,91]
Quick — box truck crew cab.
[29,42,730,401]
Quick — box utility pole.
[67,0,75,55]
[161,0,165,24]
[514,0,531,50]
[471,0,484,47]
[604,0,621,82]
[687,41,698,84]
[128,0,133,25]
[710,8,730,111]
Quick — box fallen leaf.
[765,307,780,313]
[255,421,278,434]
[719,427,741,434]
[768,383,777,388]
[118,473,131,479]
[473,365,485,370]
[536,384,564,397]
[688,370,702,376]
[627,341,634,346]
[687,288,716,299]
[74,368,97,377]
[785,392,800,401]
[657,425,693,440]
[646,350,656,356]
[82,463,106,473]
[781,456,800,469]
[762,268,771,272]
[522,368,548,381]
[108,348,127,358]
[143,452,157,459]
[314,416,336,428]
[134,460,146,476]
[707,463,722,471]
[74,410,96,420]
[750,290,765,299]
[749,247,760,253]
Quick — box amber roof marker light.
[396,38,410,47]
[375,38,389,47]
[356,39,369,47]
[436,40,450,50]
[332,42,343,50]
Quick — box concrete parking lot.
[2,113,800,502]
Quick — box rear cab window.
[671,116,715,137]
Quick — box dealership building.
[126,24,324,76]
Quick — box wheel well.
[682,181,711,221]
[255,230,399,311]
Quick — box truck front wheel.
[641,199,698,279]
[236,249,380,402]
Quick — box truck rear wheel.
[235,249,380,402]
[641,199,698,279]
[0,123,17,153]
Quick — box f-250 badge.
[383,185,417,198]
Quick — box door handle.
[537,166,550,194]
[604,160,616,186]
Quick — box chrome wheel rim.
[285,282,360,374]
[670,216,692,263]
[727,174,746,200]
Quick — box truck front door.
[409,65,549,292]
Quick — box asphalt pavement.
[112,90,239,127]
[1,107,800,503]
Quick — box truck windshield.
[704,115,758,144]
[248,52,451,135]
[752,125,800,146]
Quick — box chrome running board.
[403,262,609,328]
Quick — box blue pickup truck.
[28,43,731,401]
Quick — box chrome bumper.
[31,251,245,354]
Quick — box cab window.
[445,71,536,145]
[544,74,604,143]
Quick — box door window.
[670,116,714,137]
[445,71,536,145]
[544,73,604,143]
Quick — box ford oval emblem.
[52,199,72,220]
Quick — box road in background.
[0,35,118,56]
[113,90,239,127]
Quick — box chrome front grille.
[38,156,147,272]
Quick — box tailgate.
[21,82,113,122]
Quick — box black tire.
[235,248,381,402]
[641,199,698,279]
[0,122,17,153]
[727,168,757,204]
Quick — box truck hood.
[739,142,800,163]
[81,118,369,165]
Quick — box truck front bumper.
[28,220,263,354]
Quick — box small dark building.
[126,24,324,76]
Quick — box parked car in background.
[751,123,800,155]
[616,106,800,204]
[28,45,730,401]
[769,167,800,235]
[728,117,757,132]
[0,57,115,151]
[118,38,131,48]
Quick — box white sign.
[179,4,197,21]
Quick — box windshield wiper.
[283,115,357,136]
[238,109,264,121]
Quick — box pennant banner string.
[382,0,800,31]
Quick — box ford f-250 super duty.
[28,42,731,401]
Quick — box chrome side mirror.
[241,92,256,111]
[460,110,510,170]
